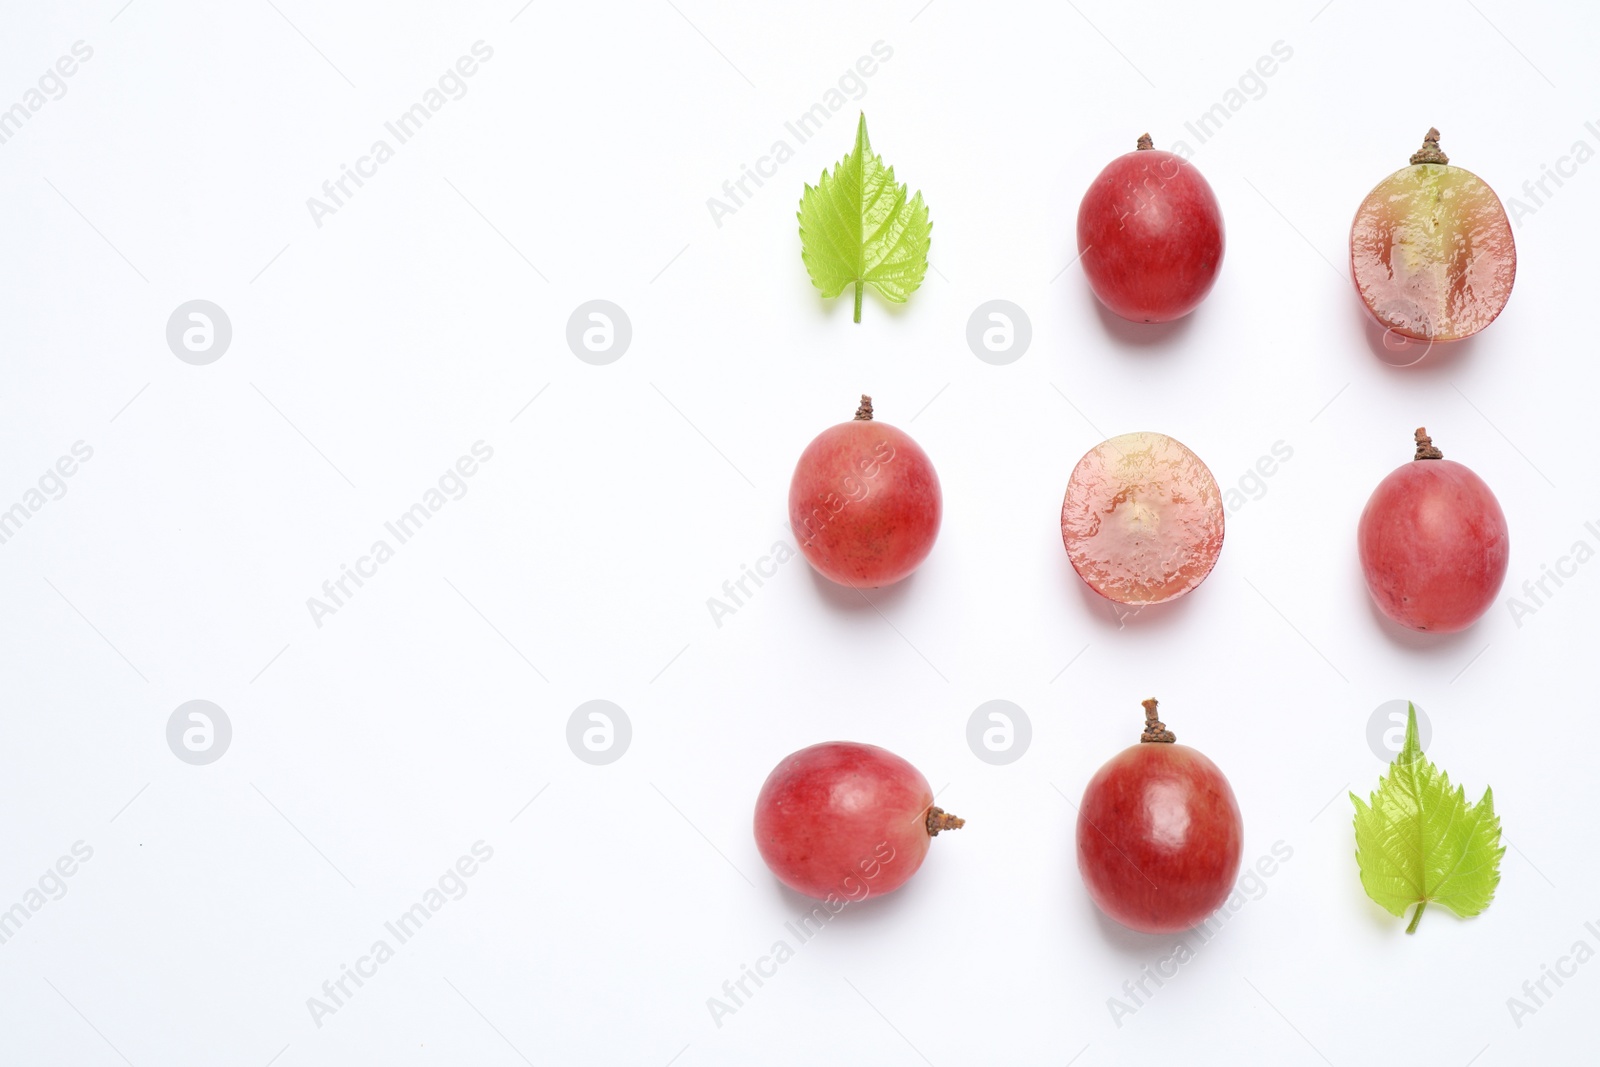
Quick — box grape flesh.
[1358,430,1509,632]
[1076,136,1225,323]
[1077,704,1242,934]
[754,742,960,901]
[788,397,941,588]
[1061,432,1224,605]
[1350,130,1515,342]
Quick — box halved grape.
[1061,432,1224,606]
[1350,128,1516,342]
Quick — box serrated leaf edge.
[1350,703,1505,926]
[796,113,930,318]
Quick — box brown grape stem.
[854,395,874,421]
[926,807,964,836]
[1409,128,1449,166]
[1136,132,1154,151]
[1414,427,1443,461]
[1406,901,1426,934]
[1139,698,1176,743]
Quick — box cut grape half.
[1061,432,1224,606]
[1350,128,1515,343]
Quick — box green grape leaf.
[1351,703,1504,933]
[797,112,931,323]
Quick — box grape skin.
[788,408,941,588]
[1077,142,1225,323]
[754,742,946,902]
[1077,742,1243,934]
[1358,457,1509,632]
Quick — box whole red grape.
[788,396,941,588]
[754,741,962,901]
[1358,428,1509,632]
[1351,129,1515,343]
[1077,700,1242,934]
[1077,134,1225,323]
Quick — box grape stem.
[854,395,874,421]
[1139,698,1176,743]
[854,279,864,323]
[1406,901,1426,934]
[926,806,965,836]
[1414,427,1444,461]
[1410,128,1449,166]
[1136,132,1154,151]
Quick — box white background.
[2,1,1596,1064]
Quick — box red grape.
[754,741,962,901]
[788,396,941,588]
[1061,431,1225,605]
[1077,700,1242,934]
[1077,134,1225,323]
[1358,428,1509,632]
[1351,129,1515,343]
